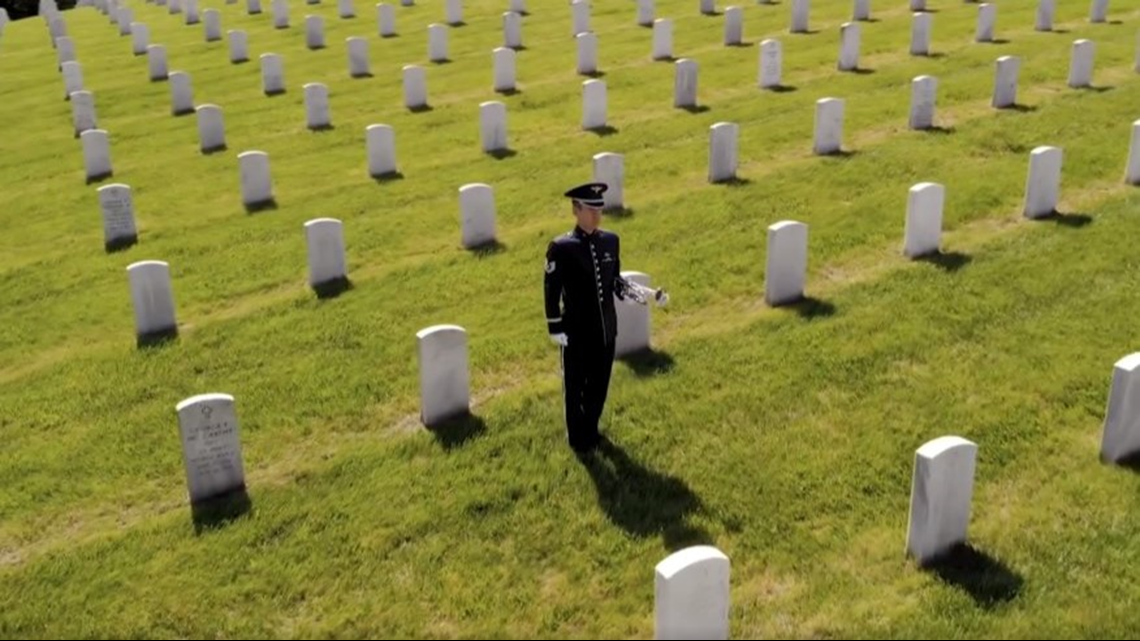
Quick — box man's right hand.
[550,333,569,347]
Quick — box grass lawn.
[2,0,1140,637]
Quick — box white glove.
[550,333,569,347]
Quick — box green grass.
[3,0,1140,637]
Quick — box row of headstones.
[167,344,1140,640]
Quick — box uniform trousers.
[559,336,616,451]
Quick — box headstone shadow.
[1038,211,1093,228]
[313,276,352,299]
[136,327,178,349]
[426,411,487,450]
[915,250,972,272]
[191,487,252,535]
[468,239,507,257]
[784,295,836,319]
[924,542,1024,609]
[578,436,711,550]
[618,347,675,377]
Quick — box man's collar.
[574,225,599,238]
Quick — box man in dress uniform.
[544,182,630,453]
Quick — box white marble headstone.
[185,0,199,24]
[1023,146,1061,219]
[169,71,194,115]
[348,36,370,76]
[911,12,931,56]
[49,17,67,43]
[582,79,606,129]
[99,183,137,249]
[305,83,330,129]
[416,325,470,427]
[197,104,225,152]
[429,23,447,61]
[992,55,1018,108]
[480,101,508,152]
[128,260,177,338]
[838,22,859,71]
[577,31,597,75]
[503,11,522,48]
[204,9,221,40]
[131,22,149,54]
[458,183,496,248]
[909,75,936,130]
[976,3,994,42]
[336,0,353,16]
[62,60,83,100]
[615,271,653,357]
[176,393,246,504]
[403,65,427,108]
[272,0,288,27]
[1101,353,1140,463]
[708,122,737,183]
[56,36,76,68]
[304,218,347,286]
[306,14,324,48]
[169,0,182,14]
[493,47,515,92]
[261,53,285,94]
[906,436,977,566]
[700,0,714,14]
[765,220,807,306]
[908,0,923,10]
[117,7,132,34]
[378,2,395,36]
[1090,0,1108,23]
[229,30,248,62]
[366,123,397,176]
[653,18,672,60]
[1127,120,1140,185]
[444,0,460,23]
[1068,39,1094,88]
[82,128,112,180]
[593,152,623,210]
[903,182,943,257]
[759,39,781,88]
[1036,0,1053,31]
[674,58,697,108]
[655,546,730,640]
[638,0,653,26]
[571,0,589,35]
[147,44,168,81]
[239,150,273,206]
[724,6,742,45]
[852,0,869,21]
[71,90,96,135]
[790,0,808,33]
[813,97,843,155]
[509,0,524,12]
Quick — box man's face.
[574,202,602,230]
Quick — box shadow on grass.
[924,542,1024,609]
[408,104,434,113]
[105,235,137,253]
[202,143,228,155]
[426,411,487,450]
[587,124,619,137]
[997,103,1038,113]
[617,347,675,377]
[192,488,252,535]
[604,206,634,218]
[137,327,178,350]
[846,66,876,75]
[487,148,518,160]
[496,87,522,96]
[678,104,711,114]
[765,84,797,93]
[313,276,353,299]
[775,295,836,319]
[244,198,279,214]
[914,250,972,272]
[1036,211,1093,228]
[578,435,711,550]
[468,238,507,257]
[1108,450,1140,472]
[371,170,405,184]
[918,125,955,135]
[712,176,753,187]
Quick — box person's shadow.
[577,436,712,549]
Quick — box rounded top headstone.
[176,392,234,412]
